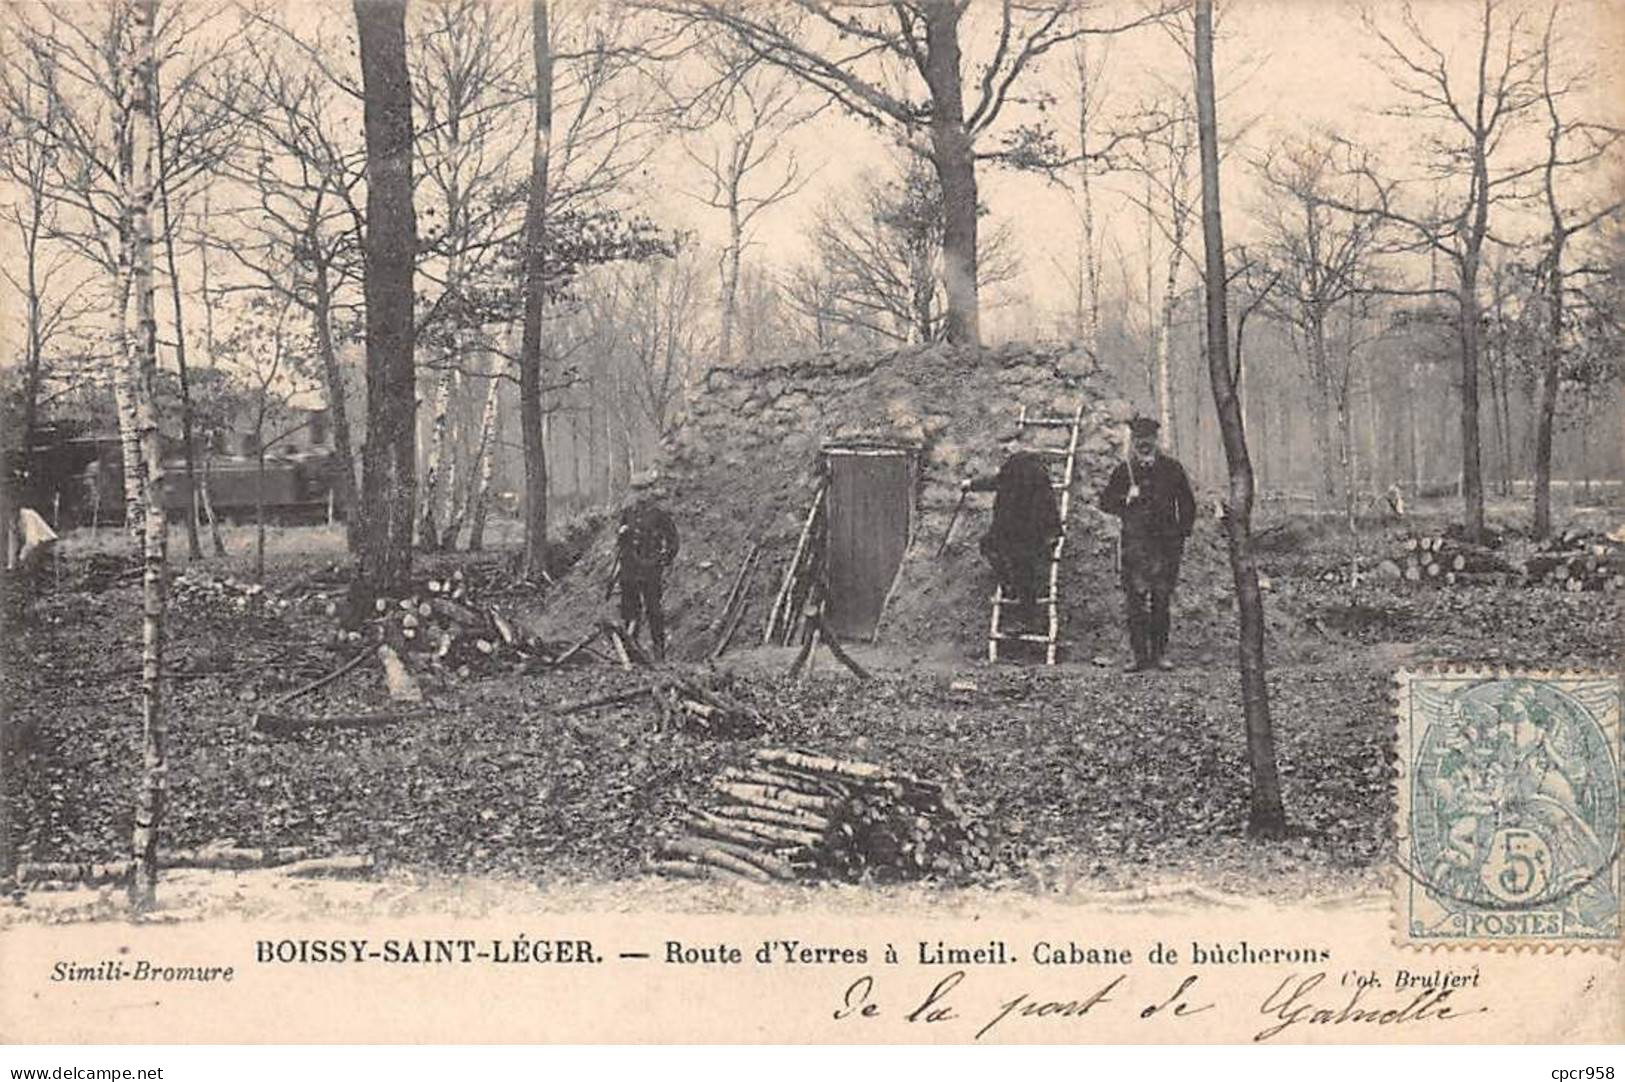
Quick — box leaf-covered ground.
[3,509,1620,912]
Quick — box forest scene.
[0,0,1621,919]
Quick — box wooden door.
[823,447,913,640]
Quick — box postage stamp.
[1396,669,1622,949]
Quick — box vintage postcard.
[2,0,1623,1050]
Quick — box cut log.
[755,748,892,782]
[712,802,831,833]
[646,858,713,880]
[714,781,833,813]
[659,837,773,882]
[378,644,423,702]
[430,597,485,628]
[683,813,816,854]
[690,810,823,849]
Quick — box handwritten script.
[831,970,1485,1041]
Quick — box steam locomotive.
[9,424,347,528]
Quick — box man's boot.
[1151,596,1173,670]
[1124,604,1150,673]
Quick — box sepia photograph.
[0,0,1621,1052]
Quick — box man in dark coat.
[963,450,1063,628]
[614,470,680,660]
[1100,417,1196,672]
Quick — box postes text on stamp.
[1396,669,1621,948]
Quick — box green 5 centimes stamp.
[1397,670,1621,948]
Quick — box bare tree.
[205,293,320,579]
[1328,0,1547,540]
[211,24,368,553]
[352,0,419,602]
[788,157,1019,344]
[0,45,95,489]
[1194,0,1285,839]
[678,48,813,364]
[517,0,555,581]
[653,0,1175,346]
[1256,135,1386,524]
[1123,99,1198,448]
[1526,4,1622,537]
[6,2,236,538]
[411,0,528,550]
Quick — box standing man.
[1100,417,1196,672]
[963,449,1062,630]
[614,470,680,660]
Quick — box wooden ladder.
[987,402,1085,665]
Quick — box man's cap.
[1128,416,1160,439]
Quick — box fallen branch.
[262,650,371,713]
[555,687,653,716]
[279,855,375,879]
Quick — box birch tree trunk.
[127,0,168,910]
[112,244,145,538]
[1155,236,1181,450]
[719,186,741,365]
[419,358,457,550]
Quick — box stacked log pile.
[1390,535,1517,587]
[338,571,545,677]
[652,749,988,883]
[1525,528,1623,593]
[1315,527,1621,592]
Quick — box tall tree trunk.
[1407,359,1423,492]
[154,76,202,562]
[194,189,229,557]
[1457,140,1490,539]
[1337,390,1355,532]
[1194,0,1285,839]
[1074,44,1102,354]
[1532,241,1567,538]
[1155,234,1182,450]
[909,239,934,342]
[922,3,979,347]
[451,349,501,550]
[310,263,358,551]
[112,249,145,538]
[18,186,45,495]
[352,0,418,607]
[419,360,457,551]
[518,0,554,581]
[254,440,267,582]
[127,0,168,910]
[719,179,742,364]
[1305,317,1338,506]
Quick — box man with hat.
[1100,417,1196,672]
[613,470,680,660]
